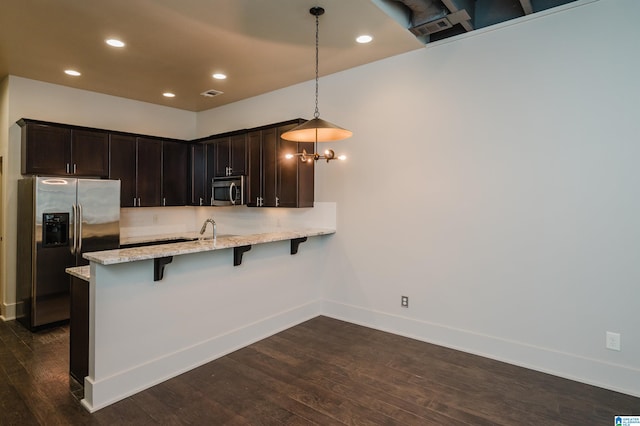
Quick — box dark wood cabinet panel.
[71,129,109,177]
[247,121,314,208]
[205,142,216,205]
[230,134,247,176]
[247,132,262,207]
[109,134,137,207]
[20,120,108,177]
[162,140,188,206]
[69,276,89,384]
[213,137,230,178]
[189,144,207,206]
[213,133,247,177]
[21,122,71,175]
[136,138,162,207]
[277,132,314,208]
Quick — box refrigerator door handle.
[71,204,77,255]
[78,203,83,254]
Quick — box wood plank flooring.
[1,315,638,425]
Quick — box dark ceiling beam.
[519,0,534,14]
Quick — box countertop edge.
[66,265,91,281]
[83,228,336,266]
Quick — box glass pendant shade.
[281,117,353,142]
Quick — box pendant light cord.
[314,11,320,120]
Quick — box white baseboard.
[0,302,16,321]
[321,299,640,398]
[82,300,322,412]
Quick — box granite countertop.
[84,228,335,265]
[66,265,91,281]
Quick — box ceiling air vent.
[200,89,224,98]
[409,17,452,36]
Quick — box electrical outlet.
[606,331,621,351]
[401,296,409,308]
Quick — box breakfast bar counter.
[84,228,335,265]
[67,225,335,413]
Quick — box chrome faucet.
[199,218,216,240]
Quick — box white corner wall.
[197,0,640,396]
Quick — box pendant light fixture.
[281,6,351,162]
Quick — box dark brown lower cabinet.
[69,276,89,385]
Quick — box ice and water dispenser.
[42,213,69,247]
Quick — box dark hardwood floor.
[1,315,638,425]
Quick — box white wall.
[0,77,196,318]
[198,0,640,396]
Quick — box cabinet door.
[204,142,216,205]
[21,123,71,175]
[230,134,247,176]
[261,128,278,207]
[189,144,206,206]
[162,140,188,206]
[277,124,315,208]
[246,131,262,207]
[72,129,109,177]
[136,138,162,207]
[213,137,230,177]
[109,134,137,207]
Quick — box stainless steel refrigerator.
[17,176,120,330]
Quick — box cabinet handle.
[276,196,279,207]
[199,197,203,206]
[66,163,70,174]
[138,197,141,207]
[73,163,77,174]
[163,197,166,206]
[133,197,137,207]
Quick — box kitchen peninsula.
[66,204,336,412]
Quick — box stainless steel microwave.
[211,176,245,206]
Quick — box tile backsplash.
[120,203,336,241]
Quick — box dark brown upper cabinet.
[109,134,137,207]
[109,135,162,207]
[134,138,163,207]
[246,120,314,208]
[213,133,247,177]
[188,143,207,206]
[19,119,109,177]
[161,140,188,206]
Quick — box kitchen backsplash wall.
[120,202,336,242]
[120,206,197,240]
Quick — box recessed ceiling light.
[64,69,81,76]
[356,35,373,44]
[163,92,176,98]
[106,39,125,48]
[212,73,227,80]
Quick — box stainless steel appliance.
[16,176,120,330]
[212,175,245,206]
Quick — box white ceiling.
[0,0,423,112]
